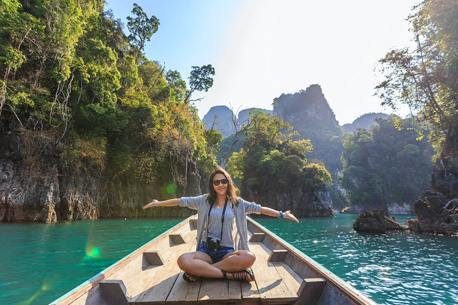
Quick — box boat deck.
[132,239,308,304]
[61,217,374,305]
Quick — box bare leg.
[213,250,256,282]
[177,250,256,282]
[177,251,224,279]
[213,250,256,272]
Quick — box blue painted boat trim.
[49,216,194,304]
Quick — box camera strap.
[207,196,228,240]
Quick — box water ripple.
[257,215,458,305]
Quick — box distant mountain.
[343,112,391,133]
[202,106,270,137]
[272,84,344,173]
[273,84,341,134]
[200,85,394,210]
[202,106,234,137]
[271,85,347,208]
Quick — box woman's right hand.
[142,199,158,210]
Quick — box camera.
[206,235,221,251]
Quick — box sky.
[106,0,421,125]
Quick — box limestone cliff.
[342,112,390,134]
[202,106,271,138]
[408,191,458,235]
[0,131,202,223]
[202,106,235,137]
[353,210,407,233]
[406,125,458,236]
[273,84,340,133]
[244,180,334,218]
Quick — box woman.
[142,167,299,283]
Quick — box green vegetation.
[227,111,331,197]
[376,1,458,158]
[1,0,453,213]
[272,85,347,208]
[340,118,434,209]
[273,85,344,178]
[0,1,217,183]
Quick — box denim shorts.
[198,241,234,263]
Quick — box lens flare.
[17,290,41,305]
[16,280,53,305]
[85,244,101,259]
[166,183,177,194]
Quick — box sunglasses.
[213,179,228,186]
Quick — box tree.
[0,0,218,194]
[0,0,30,117]
[218,106,253,169]
[127,3,159,62]
[227,111,329,199]
[0,0,97,135]
[184,64,215,104]
[375,0,458,158]
[166,70,187,101]
[340,118,434,211]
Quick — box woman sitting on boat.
[142,167,299,283]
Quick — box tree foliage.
[0,2,218,185]
[340,118,434,209]
[227,111,331,198]
[272,85,346,207]
[184,64,215,104]
[375,0,458,157]
[127,3,159,60]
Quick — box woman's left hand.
[284,210,299,223]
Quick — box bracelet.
[278,211,283,219]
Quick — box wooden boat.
[51,216,377,305]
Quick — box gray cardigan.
[179,195,261,251]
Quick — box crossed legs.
[177,250,256,282]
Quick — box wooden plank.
[198,278,228,301]
[132,231,197,303]
[108,223,192,294]
[166,271,201,303]
[295,278,326,305]
[133,246,192,303]
[268,249,288,262]
[241,233,261,302]
[271,262,302,294]
[125,230,196,298]
[165,238,201,303]
[240,279,260,302]
[99,280,129,305]
[228,280,242,302]
[249,243,298,303]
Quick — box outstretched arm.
[142,198,180,210]
[260,206,299,223]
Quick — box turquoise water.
[0,215,457,305]
[256,215,458,305]
[0,219,182,305]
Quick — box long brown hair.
[206,167,239,206]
